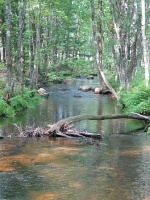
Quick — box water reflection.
[0,78,143,135]
[0,78,150,200]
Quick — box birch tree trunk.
[29,0,41,88]
[141,0,149,86]
[0,14,5,62]
[0,6,5,62]
[5,0,12,88]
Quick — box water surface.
[0,78,150,200]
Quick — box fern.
[120,85,150,114]
[0,88,40,117]
[0,99,8,116]
[23,88,40,107]
[0,99,15,117]
[5,106,15,117]
[9,95,28,112]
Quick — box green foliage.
[131,68,145,88]
[72,58,92,76]
[9,95,28,112]
[23,88,39,107]
[9,88,40,112]
[5,106,16,117]
[47,71,64,83]
[47,57,93,82]
[120,85,150,114]
[107,72,119,90]
[0,63,6,70]
[0,99,9,116]
[0,88,40,118]
[0,79,5,89]
[147,127,150,135]
[0,99,15,117]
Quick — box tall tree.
[5,0,12,88]
[16,0,27,94]
[90,0,118,98]
[141,0,149,86]
[0,0,5,62]
[109,0,140,90]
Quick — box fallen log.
[18,112,150,139]
[46,112,150,138]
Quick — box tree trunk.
[5,0,12,88]
[90,0,119,99]
[109,0,140,90]
[141,0,149,86]
[21,113,150,139]
[16,0,27,95]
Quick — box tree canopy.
[0,0,149,95]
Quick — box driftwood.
[17,112,150,139]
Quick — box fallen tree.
[19,112,150,139]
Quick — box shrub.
[0,88,40,117]
[120,85,150,114]
[0,99,15,117]
[9,95,28,112]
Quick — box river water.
[0,78,150,200]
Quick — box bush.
[0,88,40,118]
[120,85,150,114]
[0,99,15,117]
[9,95,28,112]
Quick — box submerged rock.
[73,95,81,98]
[87,75,94,80]
[0,135,4,139]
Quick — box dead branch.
[17,112,150,139]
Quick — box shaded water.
[0,78,150,200]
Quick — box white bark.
[141,0,149,86]
[5,0,12,87]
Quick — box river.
[0,78,150,200]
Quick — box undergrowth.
[0,88,40,117]
[120,84,150,114]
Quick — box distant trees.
[0,0,150,96]
[1,0,93,94]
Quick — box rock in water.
[37,88,49,97]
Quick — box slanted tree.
[90,0,118,99]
